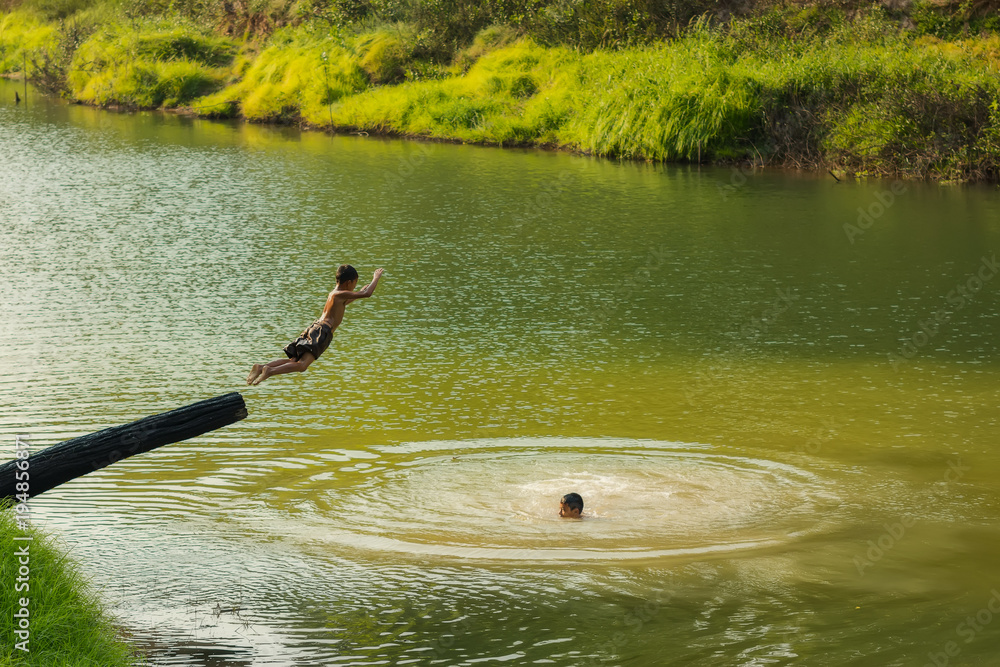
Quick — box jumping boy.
[246,265,383,385]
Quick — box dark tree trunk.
[1,392,248,501]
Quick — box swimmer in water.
[559,493,583,518]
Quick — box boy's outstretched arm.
[352,268,384,299]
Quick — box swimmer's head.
[336,264,359,287]
[559,493,583,518]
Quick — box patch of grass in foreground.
[0,500,142,666]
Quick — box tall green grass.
[195,25,369,121]
[313,18,1000,179]
[0,502,142,666]
[3,6,1000,180]
[323,38,577,143]
[565,33,758,160]
[66,21,237,107]
[0,10,57,73]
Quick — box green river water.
[1,78,1000,666]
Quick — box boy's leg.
[248,357,298,384]
[252,352,316,385]
[247,363,264,384]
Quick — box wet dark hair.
[561,493,583,513]
[336,264,358,285]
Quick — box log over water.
[0,392,248,500]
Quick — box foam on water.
[278,437,843,561]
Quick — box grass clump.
[742,22,1000,179]
[326,27,758,158]
[451,24,519,72]
[566,33,759,161]
[355,27,411,84]
[0,501,142,666]
[194,23,449,123]
[65,21,236,107]
[0,10,58,73]
[194,25,368,121]
[327,38,578,144]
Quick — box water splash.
[270,438,842,561]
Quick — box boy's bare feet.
[246,364,263,385]
[251,365,273,385]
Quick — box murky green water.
[2,78,1000,665]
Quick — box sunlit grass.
[4,7,1000,179]
[0,11,58,73]
[0,501,143,666]
[320,22,1000,177]
[327,39,577,144]
[65,22,237,108]
[196,26,368,122]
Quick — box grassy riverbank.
[2,1,1000,180]
[0,502,142,666]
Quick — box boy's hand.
[358,268,384,297]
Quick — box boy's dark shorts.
[283,321,333,361]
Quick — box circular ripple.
[295,438,841,561]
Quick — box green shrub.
[785,5,845,38]
[67,22,236,107]
[912,0,963,39]
[0,10,58,74]
[451,23,518,71]
[355,27,410,83]
[15,0,97,20]
[195,25,368,121]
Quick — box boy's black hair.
[561,493,584,512]
[336,264,359,284]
